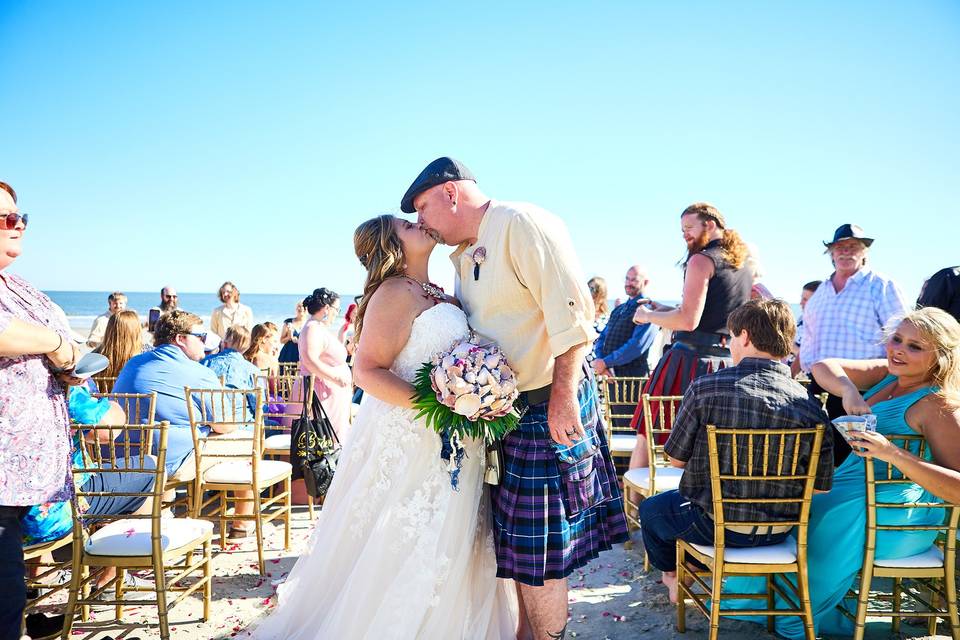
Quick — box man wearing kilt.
[626,203,752,471]
[403,157,628,640]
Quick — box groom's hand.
[548,389,584,447]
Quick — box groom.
[402,158,629,640]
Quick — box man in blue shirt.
[592,265,659,378]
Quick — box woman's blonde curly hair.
[353,214,406,344]
[890,307,960,408]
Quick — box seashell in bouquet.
[413,338,521,443]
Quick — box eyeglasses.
[0,212,28,230]
[187,332,208,343]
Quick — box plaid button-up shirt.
[665,358,833,523]
[799,267,907,371]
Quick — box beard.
[685,228,712,257]
[160,301,177,312]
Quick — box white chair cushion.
[85,518,213,557]
[264,433,291,451]
[874,545,944,568]
[624,466,684,492]
[691,539,797,564]
[203,459,292,485]
[609,434,638,453]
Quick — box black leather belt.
[518,373,590,408]
[673,330,729,348]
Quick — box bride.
[251,215,518,639]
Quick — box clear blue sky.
[2,1,957,304]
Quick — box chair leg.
[708,563,723,640]
[80,564,90,622]
[945,567,960,640]
[254,489,266,575]
[60,552,82,640]
[766,574,775,632]
[220,491,228,549]
[676,546,686,633]
[202,540,212,622]
[153,556,170,640]
[284,477,292,551]
[853,566,872,640]
[892,577,901,634]
[928,581,940,637]
[794,566,815,640]
[115,567,125,620]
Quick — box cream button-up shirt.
[450,201,596,392]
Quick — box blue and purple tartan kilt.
[491,377,629,586]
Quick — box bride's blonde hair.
[353,214,405,343]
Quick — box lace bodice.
[391,302,470,382]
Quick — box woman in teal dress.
[723,307,960,638]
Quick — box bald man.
[592,265,659,379]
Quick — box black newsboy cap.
[824,223,874,248]
[400,157,476,213]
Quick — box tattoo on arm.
[546,623,567,639]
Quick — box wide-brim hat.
[824,223,874,248]
[400,157,476,214]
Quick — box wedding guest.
[588,276,610,333]
[299,288,352,441]
[745,244,774,300]
[723,307,960,638]
[789,280,822,377]
[244,322,280,376]
[917,265,960,321]
[628,203,752,470]
[0,179,82,639]
[86,291,127,348]
[799,224,907,464]
[338,302,357,356]
[592,265,659,379]
[146,286,178,333]
[210,281,254,339]
[94,309,144,381]
[278,300,308,364]
[640,299,833,603]
[202,325,262,413]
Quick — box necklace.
[404,274,445,301]
[882,379,925,401]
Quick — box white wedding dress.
[251,302,518,640]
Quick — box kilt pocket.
[557,451,606,519]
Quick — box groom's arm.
[548,341,590,447]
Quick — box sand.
[30,503,950,640]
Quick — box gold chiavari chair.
[22,533,73,635]
[598,375,648,465]
[676,424,826,640]
[843,435,960,639]
[61,420,213,640]
[185,387,292,575]
[623,393,685,568]
[278,361,300,377]
[259,373,317,520]
[92,375,118,394]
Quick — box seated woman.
[722,307,960,638]
[244,322,280,377]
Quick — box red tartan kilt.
[629,343,732,442]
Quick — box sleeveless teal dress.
[721,375,943,639]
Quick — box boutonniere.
[471,247,486,281]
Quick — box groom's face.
[414,184,457,245]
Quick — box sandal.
[227,524,257,539]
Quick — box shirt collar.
[449,199,496,266]
[733,356,790,376]
[154,343,190,362]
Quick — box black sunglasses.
[1,212,28,230]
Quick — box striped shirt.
[799,267,907,371]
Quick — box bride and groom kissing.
[251,158,628,640]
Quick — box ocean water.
[45,290,360,333]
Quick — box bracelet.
[51,332,63,354]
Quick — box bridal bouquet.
[412,339,521,488]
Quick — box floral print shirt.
[0,272,72,506]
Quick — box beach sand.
[33,504,949,639]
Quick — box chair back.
[93,392,157,426]
[705,424,825,551]
[69,421,170,554]
[641,393,685,465]
[183,387,263,481]
[92,375,118,394]
[599,375,647,437]
[278,361,299,377]
[864,434,960,567]
[258,373,314,426]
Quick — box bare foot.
[662,571,680,603]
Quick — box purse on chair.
[290,378,341,498]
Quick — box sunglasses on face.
[187,332,208,343]
[1,212,28,230]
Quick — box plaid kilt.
[629,342,733,440]
[491,377,629,586]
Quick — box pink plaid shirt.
[0,272,72,506]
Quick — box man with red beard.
[627,203,753,470]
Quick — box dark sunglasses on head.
[1,212,28,230]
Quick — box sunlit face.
[161,288,178,308]
[393,217,436,258]
[219,285,236,303]
[624,267,646,298]
[295,301,305,316]
[800,288,815,310]
[829,239,867,275]
[414,184,455,245]
[108,297,127,314]
[886,321,936,380]
[0,190,24,270]
[680,214,710,252]
[177,323,207,362]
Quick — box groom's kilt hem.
[491,379,629,586]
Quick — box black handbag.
[290,378,341,498]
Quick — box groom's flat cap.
[400,157,476,213]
